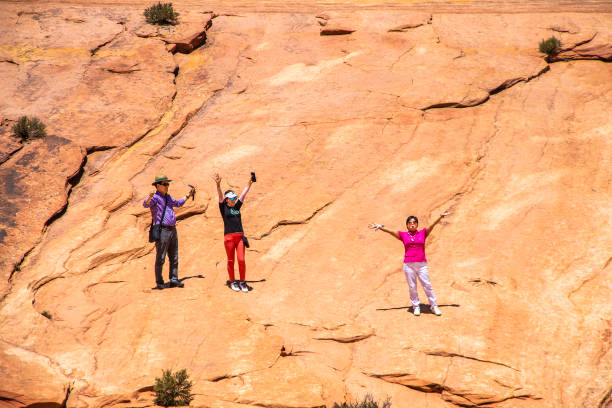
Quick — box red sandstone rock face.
[0,2,611,408]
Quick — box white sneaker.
[239,280,251,292]
[431,305,442,316]
[413,306,420,316]
[230,281,240,292]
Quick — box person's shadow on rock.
[376,303,460,314]
[149,274,205,290]
[179,274,205,283]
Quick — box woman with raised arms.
[369,211,450,316]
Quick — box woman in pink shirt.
[369,211,450,316]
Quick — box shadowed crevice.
[321,28,355,36]
[423,65,550,111]
[0,146,24,167]
[314,332,374,343]
[424,351,519,372]
[599,387,612,408]
[22,383,71,408]
[42,152,87,231]
[0,58,19,65]
[366,372,540,407]
[253,201,334,240]
[489,65,551,95]
[90,23,125,56]
[24,403,61,408]
[0,394,26,405]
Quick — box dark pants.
[155,226,179,284]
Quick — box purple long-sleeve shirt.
[143,191,186,226]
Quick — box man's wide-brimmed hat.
[152,174,172,185]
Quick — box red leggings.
[224,233,245,281]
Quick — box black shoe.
[155,283,165,290]
[170,280,184,288]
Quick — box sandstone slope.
[0,3,611,408]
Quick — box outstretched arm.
[368,223,400,240]
[168,190,193,208]
[239,178,254,202]
[425,210,451,238]
[213,173,224,203]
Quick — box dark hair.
[406,216,419,225]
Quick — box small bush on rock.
[153,369,194,407]
[144,3,178,25]
[12,116,47,141]
[333,394,392,408]
[539,36,561,57]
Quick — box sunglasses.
[228,197,237,201]
[158,182,169,186]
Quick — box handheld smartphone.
[251,172,256,182]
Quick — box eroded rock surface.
[0,2,611,408]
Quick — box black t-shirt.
[219,200,244,234]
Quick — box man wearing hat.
[144,174,195,289]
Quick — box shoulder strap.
[150,194,169,227]
[159,195,169,226]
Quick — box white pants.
[403,262,437,307]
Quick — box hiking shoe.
[170,280,184,288]
[239,280,251,292]
[431,305,442,316]
[413,306,421,316]
[230,281,240,292]
[155,283,165,290]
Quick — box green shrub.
[539,36,561,56]
[144,3,178,25]
[41,311,52,319]
[12,116,47,141]
[153,369,194,407]
[333,394,392,408]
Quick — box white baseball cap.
[224,191,237,199]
